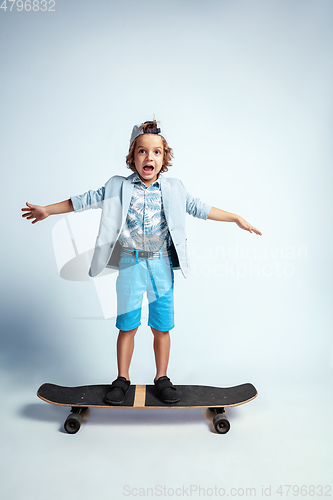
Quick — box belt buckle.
[137,251,155,259]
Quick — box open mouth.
[143,166,154,172]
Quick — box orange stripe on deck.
[133,385,146,408]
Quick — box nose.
[147,150,153,161]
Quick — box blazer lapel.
[122,173,135,221]
[160,175,171,226]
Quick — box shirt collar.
[132,171,161,187]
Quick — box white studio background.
[1,1,332,499]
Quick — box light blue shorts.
[115,250,174,332]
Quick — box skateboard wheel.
[213,413,230,434]
[64,413,83,434]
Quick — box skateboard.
[37,382,257,434]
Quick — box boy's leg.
[106,251,145,405]
[151,327,170,380]
[151,327,179,403]
[114,250,146,378]
[105,327,138,406]
[147,255,179,403]
[117,327,139,380]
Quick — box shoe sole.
[104,398,125,405]
[160,397,181,404]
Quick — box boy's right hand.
[21,202,49,224]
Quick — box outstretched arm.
[21,199,74,224]
[207,207,262,235]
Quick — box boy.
[22,120,262,405]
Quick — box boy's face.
[133,134,164,186]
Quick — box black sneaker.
[104,377,130,405]
[154,376,180,404]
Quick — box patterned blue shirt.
[118,172,172,251]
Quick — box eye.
[155,150,161,154]
[138,149,145,153]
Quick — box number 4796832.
[0,0,55,12]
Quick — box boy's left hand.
[236,216,262,235]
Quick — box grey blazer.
[70,172,212,278]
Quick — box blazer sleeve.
[184,186,212,219]
[70,186,105,212]
[176,179,212,220]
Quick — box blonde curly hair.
[126,120,174,173]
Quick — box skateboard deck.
[37,382,257,434]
